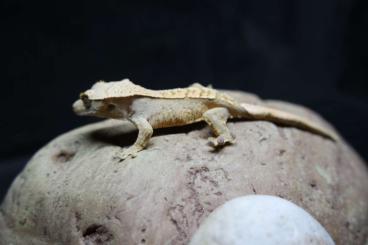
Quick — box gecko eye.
[80,93,91,109]
[107,103,116,111]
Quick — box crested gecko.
[73,79,337,160]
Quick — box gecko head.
[73,93,129,119]
[73,93,130,119]
[73,79,143,118]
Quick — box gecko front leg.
[203,107,235,147]
[115,116,153,161]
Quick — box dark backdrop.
[1,0,367,200]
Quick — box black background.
[1,0,367,200]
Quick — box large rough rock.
[1,91,367,245]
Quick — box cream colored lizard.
[73,79,337,160]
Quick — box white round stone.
[190,195,335,245]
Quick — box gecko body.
[73,79,337,160]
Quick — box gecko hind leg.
[203,107,235,148]
[115,116,153,161]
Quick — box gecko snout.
[73,99,87,115]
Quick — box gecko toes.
[207,137,219,147]
[207,136,235,148]
[217,136,225,145]
[114,150,138,162]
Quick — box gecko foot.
[207,135,235,148]
[114,147,140,162]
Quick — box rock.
[0,91,367,245]
[190,195,335,245]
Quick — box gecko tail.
[240,103,338,141]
